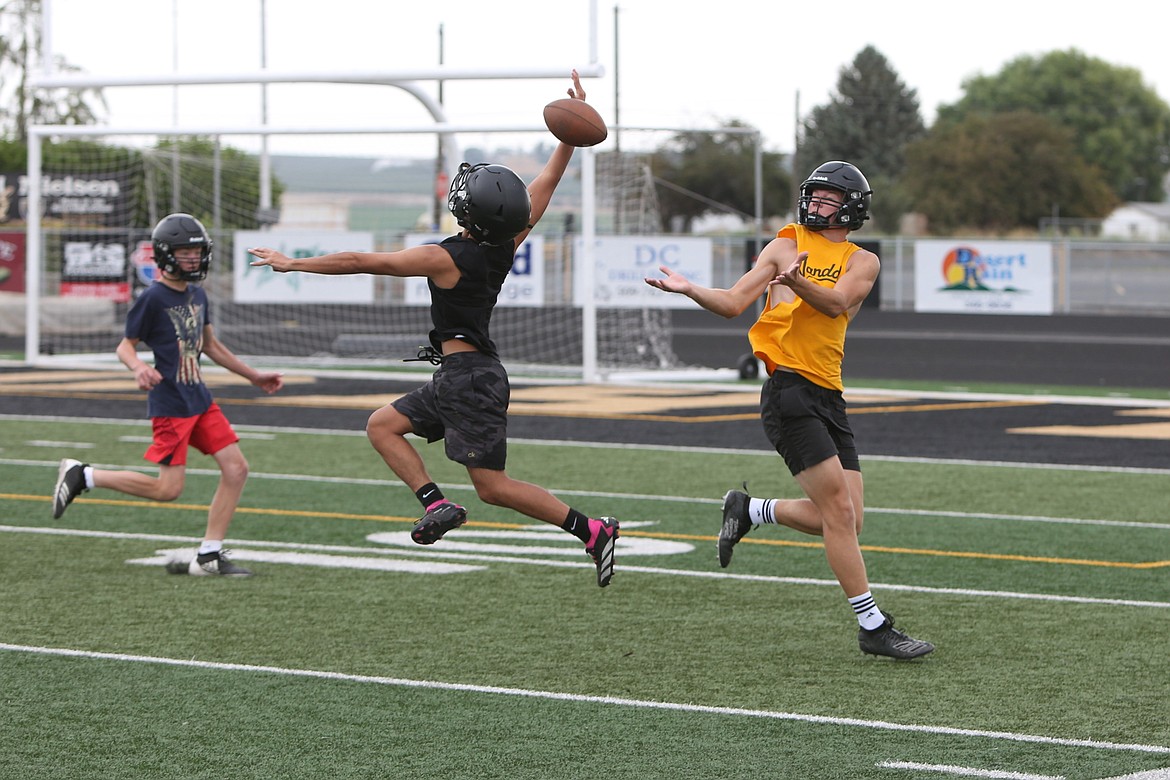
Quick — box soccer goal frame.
[26,0,765,382]
[27,0,617,378]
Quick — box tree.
[901,111,1118,233]
[938,49,1170,202]
[0,0,106,141]
[795,46,926,232]
[651,121,791,232]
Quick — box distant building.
[1101,202,1170,241]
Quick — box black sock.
[562,509,592,543]
[415,483,444,510]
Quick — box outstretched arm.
[513,70,587,247]
[644,236,795,318]
[248,243,461,288]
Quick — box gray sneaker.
[859,613,935,659]
[718,488,752,568]
[52,458,88,519]
[188,549,253,577]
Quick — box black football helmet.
[447,162,532,246]
[151,213,212,281]
[797,161,872,231]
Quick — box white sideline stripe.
[877,761,1065,779]
[4,413,1170,477]
[3,524,1169,610]
[5,457,1169,532]
[1,641,1168,756]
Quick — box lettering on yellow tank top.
[748,224,860,391]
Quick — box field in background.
[2,414,1169,779]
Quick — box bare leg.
[792,457,870,597]
[92,464,186,502]
[467,467,571,526]
[367,404,435,491]
[204,443,249,542]
[769,469,865,536]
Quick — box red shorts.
[144,402,239,466]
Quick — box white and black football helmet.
[151,213,212,281]
[797,161,873,231]
[447,162,532,246]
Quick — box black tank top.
[427,235,515,359]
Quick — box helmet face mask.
[151,213,212,281]
[447,162,532,247]
[797,161,872,231]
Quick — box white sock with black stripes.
[849,591,886,630]
[746,497,779,525]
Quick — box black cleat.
[859,612,935,659]
[411,501,468,545]
[189,549,253,577]
[585,517,619,588]
[52,458,88,519]
[718,487,753,568]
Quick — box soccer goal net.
[21,131,757,379]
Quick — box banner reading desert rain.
[913,240,1053,314]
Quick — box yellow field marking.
[1,376,1038,420]
[5,493,1167,569]
[1009,421,1170,441]
[849,400,1042,414]
[252,394,403,410]
[0,373,315,396]
[1009,407,1170,440]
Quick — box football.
[543,98,608,147]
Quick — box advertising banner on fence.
[233,231,375,304]
[576,236,713,308]
[401,233,545,307]
[60,236,131,301]
[0,172,130,226]
[914,240,1053,314]
[0,232,25,292]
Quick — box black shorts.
[760,370,860,476]
[391,352,510,470]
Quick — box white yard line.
[2,641,1169,759]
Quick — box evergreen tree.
[795,46,926,232]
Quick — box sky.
[39,0,1170,165]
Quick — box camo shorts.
[391,351,510,470]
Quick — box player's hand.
[248,247,292,272]
[133,364,162,391]
[253,372,284,395]
[568,69,585,101]
[644,264,692,295]
[769,251,809,288]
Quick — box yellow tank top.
[748,224,860,391]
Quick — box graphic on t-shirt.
[165,301,204,385]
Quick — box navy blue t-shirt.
[124,281,214,418]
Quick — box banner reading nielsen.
[913,240,1053,315]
